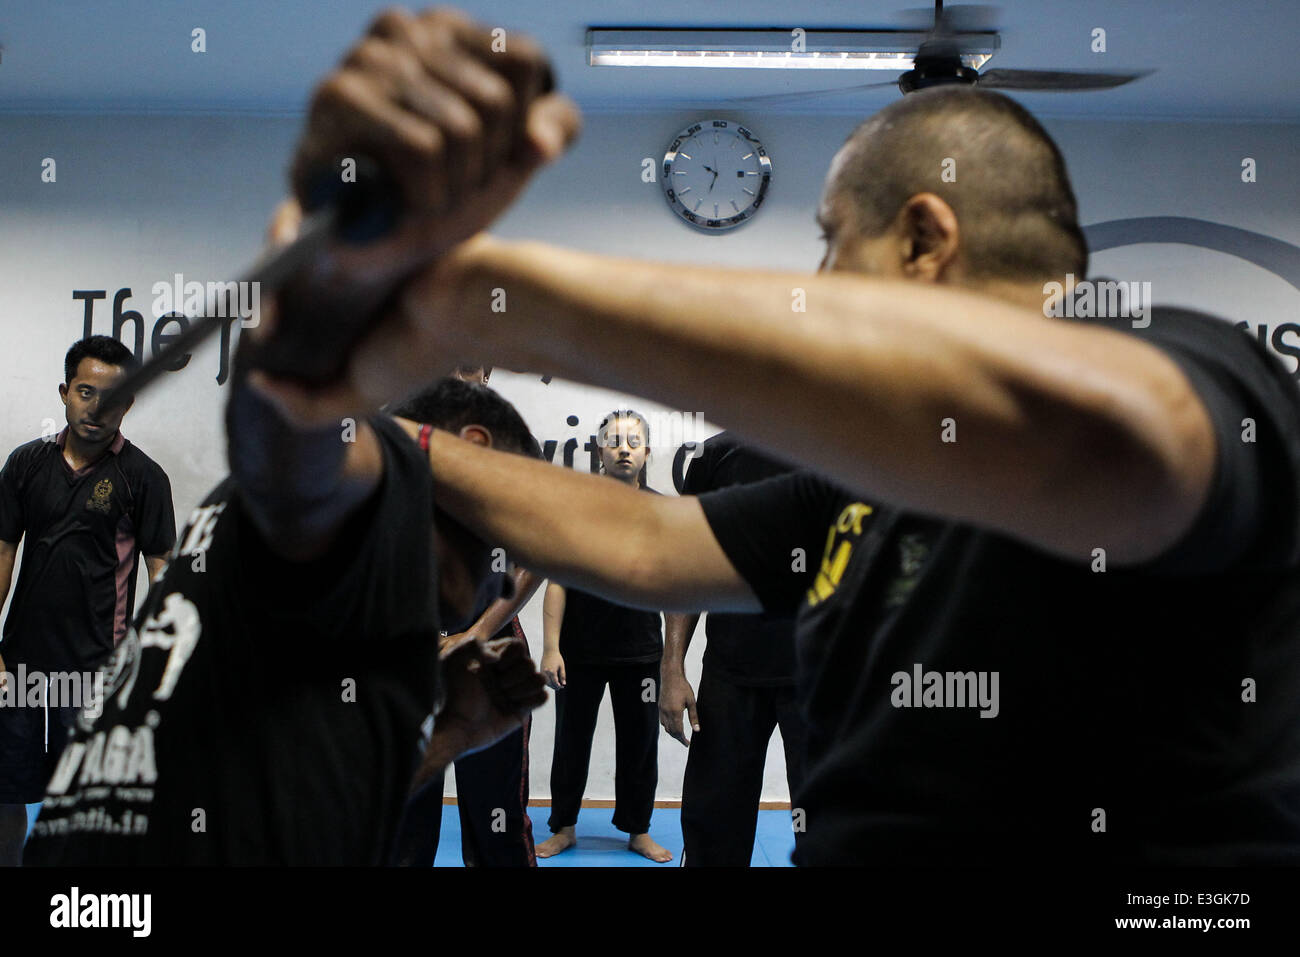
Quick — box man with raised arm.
[239,7,1300,865]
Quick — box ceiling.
[2,0,1298,121]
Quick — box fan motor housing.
[898,61,980,94]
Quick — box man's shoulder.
[1143,305,1300,399]
[702,468,849,514]
[114,439,175,496]
[1145,304,1254,343]
[698,430,737,455]
[115,439,172,485]
[1075,302,1298,397]
[1080,302,1251,350]
[1070,300,1234,336]
[3,435,55,471]
[687,431,794,493]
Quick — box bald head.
[820,87,1087,282]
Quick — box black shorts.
[0,699,72,804]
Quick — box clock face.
[662,120,772,231]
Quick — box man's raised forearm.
[225,340,382,560]
[429,430,754,612]
[418,238,1212,563]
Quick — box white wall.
[2,108,1297,812]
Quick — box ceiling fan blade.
[726,80,900,105]
[977,68,1152,91]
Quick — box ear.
[897,193,961,282]
[458,424,493,448]
[58,383,69,403]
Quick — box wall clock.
[661,119,772,232]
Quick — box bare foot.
[536,827,576,858]
[629,832,673,863]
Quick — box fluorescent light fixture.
[588,29,997,70]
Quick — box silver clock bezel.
[661,119,772,232]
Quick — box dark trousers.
[548,659,659,835]
[453,714,535,867]
[390,715,535,867]
[0,675,76,805]
[680,664,807,866]
[390,621,537,868]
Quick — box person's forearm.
[463,568,542,639]
[430,432,755,612]
[541,583,564,655]
[662,613,699,679]
[225,339,382,559]
[427,238,1211,562]
[144,555,168,585]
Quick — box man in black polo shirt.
[0,335,175,865]
[662,431,808,866]
[295,13,1300,864]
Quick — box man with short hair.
[285,9,1300,864]
[389,363,545,868]
[0,335,175,865]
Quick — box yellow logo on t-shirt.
[807,502,873,607]
[86,478,113,514]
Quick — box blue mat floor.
[26,802,796,866]
[435,804,796,867]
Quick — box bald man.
[272,8,1300,865]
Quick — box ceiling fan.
[730,1,1150,105]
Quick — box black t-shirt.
[24,415,439,865]
[681,431,799,686]
[559,484,664,666]
[0,429,176,673]
[699,307,1300,866]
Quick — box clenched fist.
[291,6,581,280]
[246,7,580,419]
[436,633,549,759]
